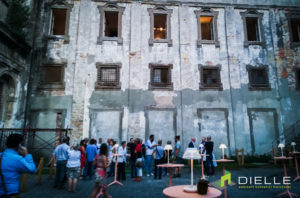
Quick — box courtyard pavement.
[21,164,300,198]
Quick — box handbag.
[0,154,9,198]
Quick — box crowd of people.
[0,133,216,198]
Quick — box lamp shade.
[291,142,296,146]
[219,144,227,149]
[278,143,285,148]
[164,144,173,150]
[183,148,201,160]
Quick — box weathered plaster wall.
[30,0,300,157]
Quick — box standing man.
[204,136,214,175]
[117,141,127,181]
[127,138,137,178]
[145,135,157,176]
[0,134,36,197]
[53,137,70,189]
[153,140,164,179]
[173,136,182,178]
[188,138,196,148]
[85,139,98,179]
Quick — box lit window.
[154,14,167,39]
[200,16,214,40]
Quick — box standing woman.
[133,138,142,182]
[66,144,81,192]
[90,143,111,198]
[79,140,86,179]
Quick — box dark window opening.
[0,82,3,120]
[99,67,118,83]
[202,68,219,86]
[153,68,169,84]
[154,14,167,39]
[249,68,268,87]
[296,69,300,90]
[291,18,300,42]
[200,16,214,40]
[104,11,118,37]
[246,17,260,41]
[42,66,63,84]
[51,8,67,35]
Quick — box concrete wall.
[30,0,300,157]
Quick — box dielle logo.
[238,176,291,185]
[214,170,235,189]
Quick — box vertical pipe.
[191,159,193,186]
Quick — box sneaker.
[151,173,154,176]
[147,174,150,177]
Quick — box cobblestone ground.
[21,165,300,198]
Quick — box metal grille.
[99,68,117,83]
[42,66,63,83]
[152,68,168,84]
[203,68,219,85]
[250,68,268,86]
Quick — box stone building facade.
[0,0,31,129]
[28,0,300,157]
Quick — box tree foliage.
[6,0,30,37]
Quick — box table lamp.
[164,144,173,164]
[291,142,296,152]
[219,144,227,159]
[278,143,285,157]
[183,148,202,192]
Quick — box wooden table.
[108,154,124,187]
[274,156,297,198]
[157,163,184,186]
[290,152,300,182]
[213,159,234,198]
[163,185,222,198]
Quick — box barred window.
[39,64,66,90]
[247,66,270,90]
[149,64,173,90]
[199,65,222,90]
[95,64,121,89]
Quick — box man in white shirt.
[145,135,157,176]
[117,141,127,181]
[97,138,102,153]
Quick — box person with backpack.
[152,140,164,180]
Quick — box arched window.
[0,74,15,122]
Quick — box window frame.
[39,62,66,90]
[97,4,125,45]
[45,1,73,44]
[287,12,300,48]
[246,65,271,91]
[95,63,121,90]
[240,10,265,48]
[148,6,173,47]
[198,64,223,90]
[149,64,173,90]
[194,8,220,47]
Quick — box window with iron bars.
[149,64,173,90]
[95,64,121,89]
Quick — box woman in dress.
[90,143,111,198]
[79,140,86,179]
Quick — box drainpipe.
[224,6,236,156]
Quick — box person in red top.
[79,140,86,179]
[133,138,142,182]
